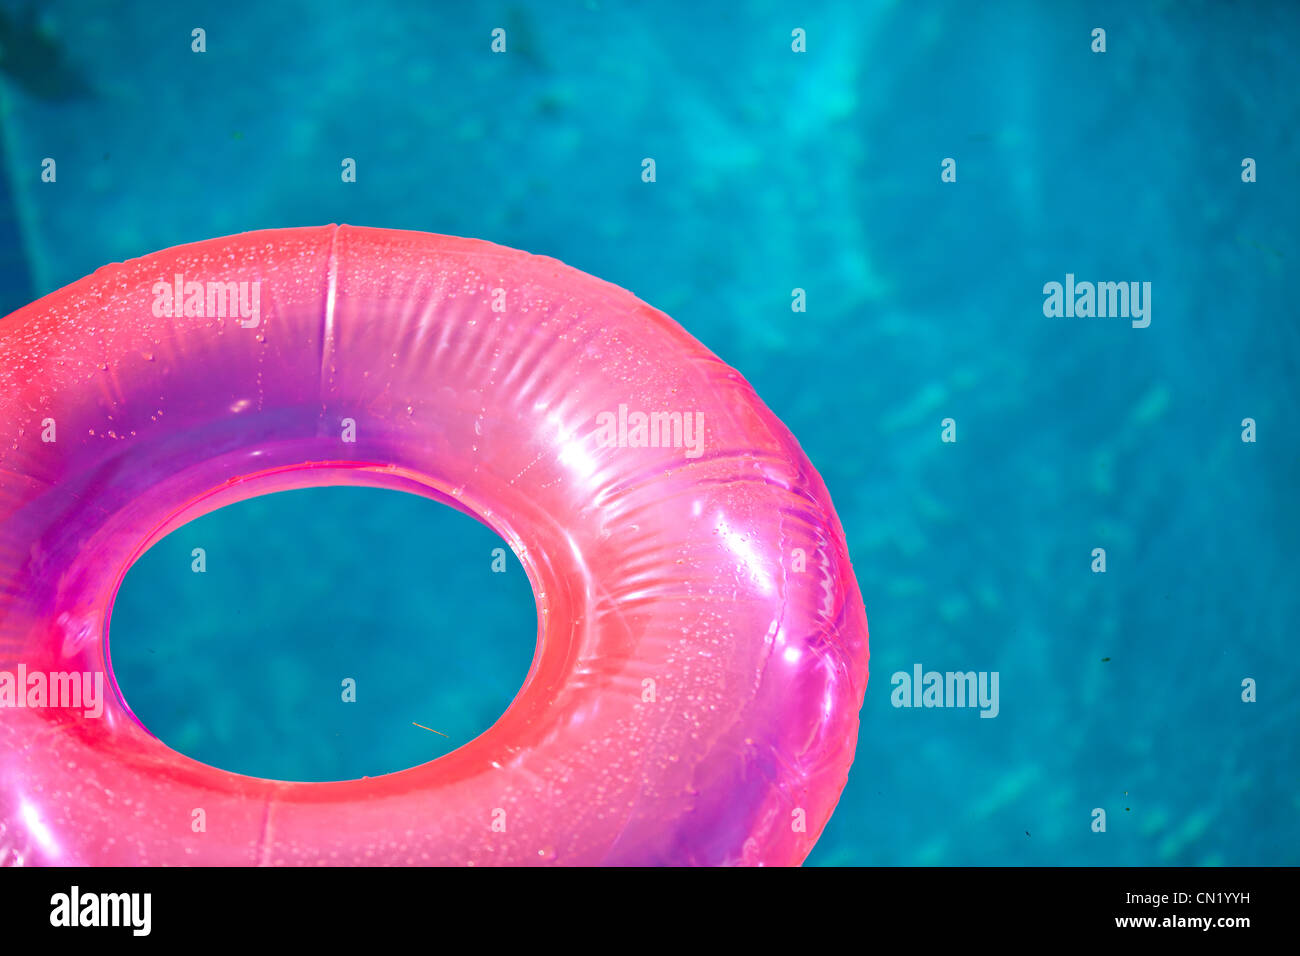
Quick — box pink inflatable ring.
[0,225,869,866]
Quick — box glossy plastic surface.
[0,225,868,865]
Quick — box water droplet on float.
[406,406,414,416]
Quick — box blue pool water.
[3,0,1297,865]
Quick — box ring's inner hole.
[109,485,537,782]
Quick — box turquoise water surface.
[3,0,1296,865]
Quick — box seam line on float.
[255,793,274,866]
[320,224,340,405]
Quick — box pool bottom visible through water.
[109,485,538,782]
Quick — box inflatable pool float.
[0,225,868,865]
